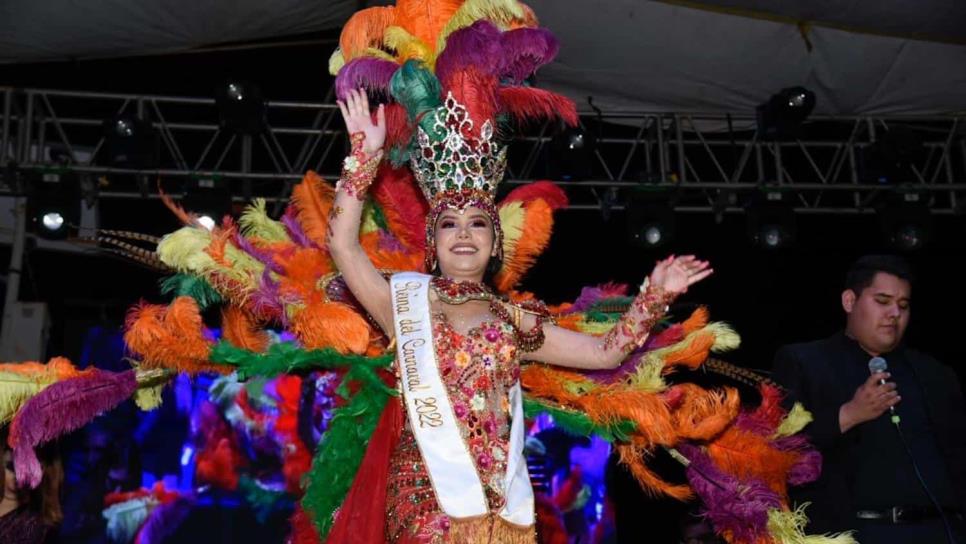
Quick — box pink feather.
[9,369,137,488]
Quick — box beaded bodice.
[432,313,521,506]
[386,311,524,542]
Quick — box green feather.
[301,359,396,538]
[523,398,637,442]
[390,60,441,130]
[237,475,293,524]
[209,341,393,386]
[159,274,223,309]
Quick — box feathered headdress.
[329,0,578,271]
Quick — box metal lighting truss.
[1,86,964,215]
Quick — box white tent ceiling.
[2,0,964,115]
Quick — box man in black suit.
[772,255,966,543]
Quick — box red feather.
[442,68,499,137]
[370,165,429,252]
[501,180,568,209]
[498,86,578,127]
[384,103,414,151]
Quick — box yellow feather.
[575,319,616,336]
[157,227,218,273]
[437,0,526,52]
[707,322,741,352]
[239,198,290,243]
[629,357,668,393]
[329,48,345,76]
[774,402,813,438]
[135,385,165,411]
[360,203,382,235]
[0,371,46,425]
[498,201,526,258]
[767,505,857,543]
[365,47,398,62]
[384,26,432,63]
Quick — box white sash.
[390,273,534,525]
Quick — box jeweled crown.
[411,92,508,207]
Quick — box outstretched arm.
[523,256,712,369]
[327,89,394,333]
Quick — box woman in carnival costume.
[327,88,710,543]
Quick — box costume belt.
[389,272,534,526]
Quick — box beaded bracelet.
[335,132,383,200]
[601,283,675,354]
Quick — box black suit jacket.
[772,332,966,533]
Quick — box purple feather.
[248,269,285,322]
[11,369,137,488]
[499,28,559,84]
[377,230,406,253]
[733,410,775,437]
[565,284,630,314]
[281,208,314,248]
[233,232,282,274]
[584,349,648,384]
[774,435,823,486]
[335,58,399,101]
[435,20,502,84]
[678,444,781,543]
[135,496,194,544]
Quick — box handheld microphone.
[867,356,899,424]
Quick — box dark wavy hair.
[1,426,63,525]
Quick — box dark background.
[3,38,966,544]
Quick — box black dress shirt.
[772,332,966,534]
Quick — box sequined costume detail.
[385,312,532,543]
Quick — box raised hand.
[337,88,386,157]
[648,255,713,295]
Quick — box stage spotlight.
[182,177,233,230]
[627,187,676,249]
[27,171,81,240]
[746,189,796,249]
[756,86,816,140]
[102,116,159,168]
[878,192,933,251]
[215,80,267,134]
[549,122,595,181]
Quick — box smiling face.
[842,272,911,355]
[434,206,497,281]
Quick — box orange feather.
[124,298,226,375]
[221,306,269,353]
[291,171,336,248]
[668,383,740,441]
[291,301,371,355]
[680,307,710,334]
[706,426,798,500]
[661,331,715,372]
[616,444,693,500]
[495,199,553,291]
[339,6,397,61]
[393,0,462,53]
